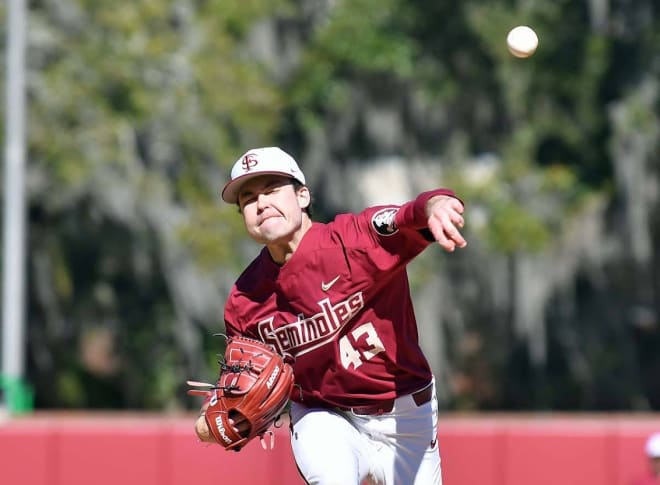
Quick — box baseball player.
[196,146,467,484]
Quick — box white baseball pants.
[289,380,441,485]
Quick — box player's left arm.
[192,303,241,444]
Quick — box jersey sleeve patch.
[371,208,399,236]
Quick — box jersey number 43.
[339,322,386,370]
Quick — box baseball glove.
[187,335,294,452]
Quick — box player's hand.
[194,411,251,443]
[194,413,215,443]
[425,195,467,252]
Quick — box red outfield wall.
[1,413,659,485]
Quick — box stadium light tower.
[2,0,28,413]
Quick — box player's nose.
[256,192,270,210]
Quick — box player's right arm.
[424,193,466,252]
[394,189,466,252]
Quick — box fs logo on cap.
[241,153,259,172]
[222,146,306,204]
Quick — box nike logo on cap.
[321,275,340,292]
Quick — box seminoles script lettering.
[257,291,365,357]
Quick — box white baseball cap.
[646,432,660,458]
[221,147,306,203]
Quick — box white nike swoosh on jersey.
[321,275,341,291]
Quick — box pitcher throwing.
[195,146,467,484]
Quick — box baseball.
[506,25,538,58]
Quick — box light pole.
[2,0,30,414]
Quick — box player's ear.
[296,185,311,209]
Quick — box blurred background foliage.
[0,0,658,411]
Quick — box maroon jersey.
[224,189,458,409]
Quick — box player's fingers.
[450,198,465,214]
[437,210,467,248]
[450,212,465,229]
[429,217,456,252]
[229,417,251,434]
[432,210,467,248]
[446,222,467,248]
[440,237,457,252]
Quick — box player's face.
[237,175,310,245]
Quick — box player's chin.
[255,226,292,245]
[246,227,272,244]
[258,216,287,234]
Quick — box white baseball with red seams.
[507,25,539,58]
